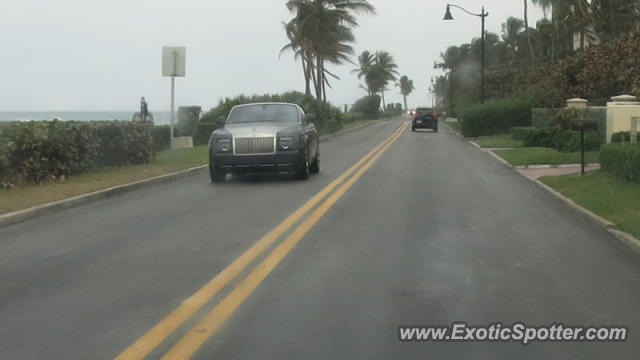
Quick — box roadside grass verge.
[472,135,524,149]
[444,120,462,132]
[0,146,209,215]
[540,171,640,239]
[494,147,600,166]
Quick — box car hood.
[224,122,301,137]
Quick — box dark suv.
[412,107,438,132]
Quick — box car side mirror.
[305,113,316,124]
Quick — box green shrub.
[523,128,604,152]
[342,112,366,123]
[351,95,381,119]
[152,125,170,152]
[199,91,343,135]
[601,143,640,183]
[511,126,535,140]
[0,120,153,187]
[611,131,640,143]
[193,123,218,146]
[461,97,533,137]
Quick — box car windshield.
[227,104,299,124]
[416,108,433,115]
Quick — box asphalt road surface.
[1,119,640,359]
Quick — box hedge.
[193,123,218,146]
[351,95,381,119]
[461,97,532,137]
[611,131,640,143]
[511,126,535,140]
[200,91,344,135]
[342,112,366,123]
[522,128,604,152]
[601,143,640,183]
[152,125,170,152]
[0,120,153,187]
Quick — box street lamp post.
[443,4,489,103]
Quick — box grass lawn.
[494,147,600,166]
[541,171,640,239]
[472,135,524,149]
[444,120,462,132]
[0,146,209,215]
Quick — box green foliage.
[550,107,588,130]
[611,131,640,143]
[601,143,640,183]
[0,120,153,187]
[351,95,381,119]
[342,112,366,123]
[193,123,218,146]
[460,97,533,137]
[511,126,535,140]
[152,125,170,152]
[523,128,604,152]
[199,91,344,135]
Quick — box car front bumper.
[211,151,304,174]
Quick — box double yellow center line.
[116,121,407,360]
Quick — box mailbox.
[571,121,598,131]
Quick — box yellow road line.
[115,123,406,360]
[160,123,407,360]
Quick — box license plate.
[416,120,422,124]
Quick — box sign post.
[162,47,186,149]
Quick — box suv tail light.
[433,111,438,119]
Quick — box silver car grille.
[234,137,275,155]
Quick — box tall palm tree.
[353,50,375,95]
[396,75,415,111]
[283,0,375,100]
[372,51,399,109]
[502,17,525,62]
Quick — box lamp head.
[443,5,454,20]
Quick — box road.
[1,119,639,359]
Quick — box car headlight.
[215,138,232,153]
[278,136,295,151]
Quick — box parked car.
[412,107,438,132]
[208,103,320,183]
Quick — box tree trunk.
[302,55,311,96]
[315,57,323,100]
[381,90,386,110]
[403,95,407,111]
[524,0,536,65]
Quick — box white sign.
[162,46,186,77]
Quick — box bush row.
[200,91,344,135]
[461,97,532,137]
[0,120,153,187]
[510,126,534,140]
[520,127,604,152]
[601,143,640,183]
[611,131,640,143]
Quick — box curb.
[469,139,640,255]
[0,165,207,228]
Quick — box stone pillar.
[606,95,640,143]
[566,98,588,109]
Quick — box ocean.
[0,111,173,125]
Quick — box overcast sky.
[0,0,545,112]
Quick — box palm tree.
[396,75,415,111]
[283,0,375,100]
[353,50,375,95]
[502,17,525,63]
[372,51,399,109]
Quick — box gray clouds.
[0,0,544,111]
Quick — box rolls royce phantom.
[208,103,320,183]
